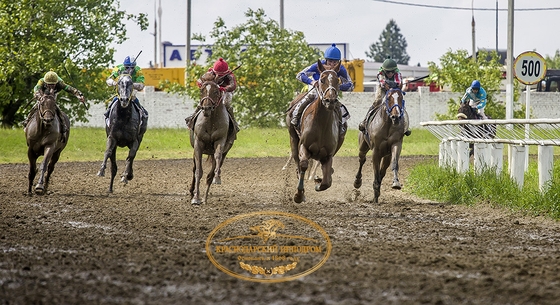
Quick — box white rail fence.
[420,119,560,191]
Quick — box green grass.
[0,127,438,164]
[407,159,560,220]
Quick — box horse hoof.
[120,177,128,184]
[213,177,221,185]
[315,184,330,192]
[392,182,402,190]
[293,193,305,203]
[97,171,104,177]
[354,179,362,189]
[191,198,202,205]
[35,187,44,196]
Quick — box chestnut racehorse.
[287,60,346,203]
[189,81,236,205]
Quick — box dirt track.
[1,156,559,304]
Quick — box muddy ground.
[1,156,559,305]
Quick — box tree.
[365,19,410,65]
[544,50,560,69]
[173,8,318,128]
[425,49,524,120]
[0,1,148,128]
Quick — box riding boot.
[227,105,240,132]
[185,107,201,130]
[56,107,68,143]
[358,105,375,132]
[133,99,148,119]
[104,99,116,119]
[290,92,315,127]
[23,106,38,130]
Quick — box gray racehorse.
[97,74,148,193]
[25,89,70,195]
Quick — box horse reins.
[317,70,339,100]
[384,88,405,119]
[199,82,224,110]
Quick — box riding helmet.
[123,56,136,68]
[471,80,481,89]
[44,71,59,84]
[212,58,230,76]
[324,43,342,61]
[381,59,398,71]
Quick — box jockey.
[358,58,411,136]
[290,43,353,132]
[24,70,85,143]
[461,80,488,119]
[105,56,148,119]
[185,57,240,133]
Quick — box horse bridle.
[199,82,223,111]
[384,88,405,119]
[38,95,57,123]
[317,69,339,101]
[117,74,134,103]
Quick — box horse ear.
[317,59,324,72]
[334,60,341,72]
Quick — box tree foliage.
[544,49,560,69]
[425,49,524,120]
[365,19,410,65]
[169,8,318,128]
[0,0,148,128]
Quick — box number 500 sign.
[513,51,547,85]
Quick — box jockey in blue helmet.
[290,43,354,133]
[104,56,148,120]
[461,80,488,119]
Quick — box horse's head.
[199,81,222,117]
[38,90,58,126]
[116,74,134,108]
[457,101,478,120]
[317,60,340,110]
[384,88,405,124]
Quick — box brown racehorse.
[287,60,346,203]
[97,74,148,193]
[354,88,407,203]
[189,81,236,205]
[457,101,496,156]
[25,89,70,195]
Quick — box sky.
[112,0,560,68]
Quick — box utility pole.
[471,0,476,61]
[279,0,284,29]
[153,0,157,67]
[158,0,162,67]
[185,0,191,86]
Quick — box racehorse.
[354,88,408,203]
[287,60,345,203]
[457,101,496,156]
[25,89,70,195]
[97,74,148,193]
[189,80,236,205]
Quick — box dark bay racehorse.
[189,81,235,205]
[354,88,407,203]
[457,102,496,156]
[97,74,148,193]
[287,60,345,203]
[25,89,70,195]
